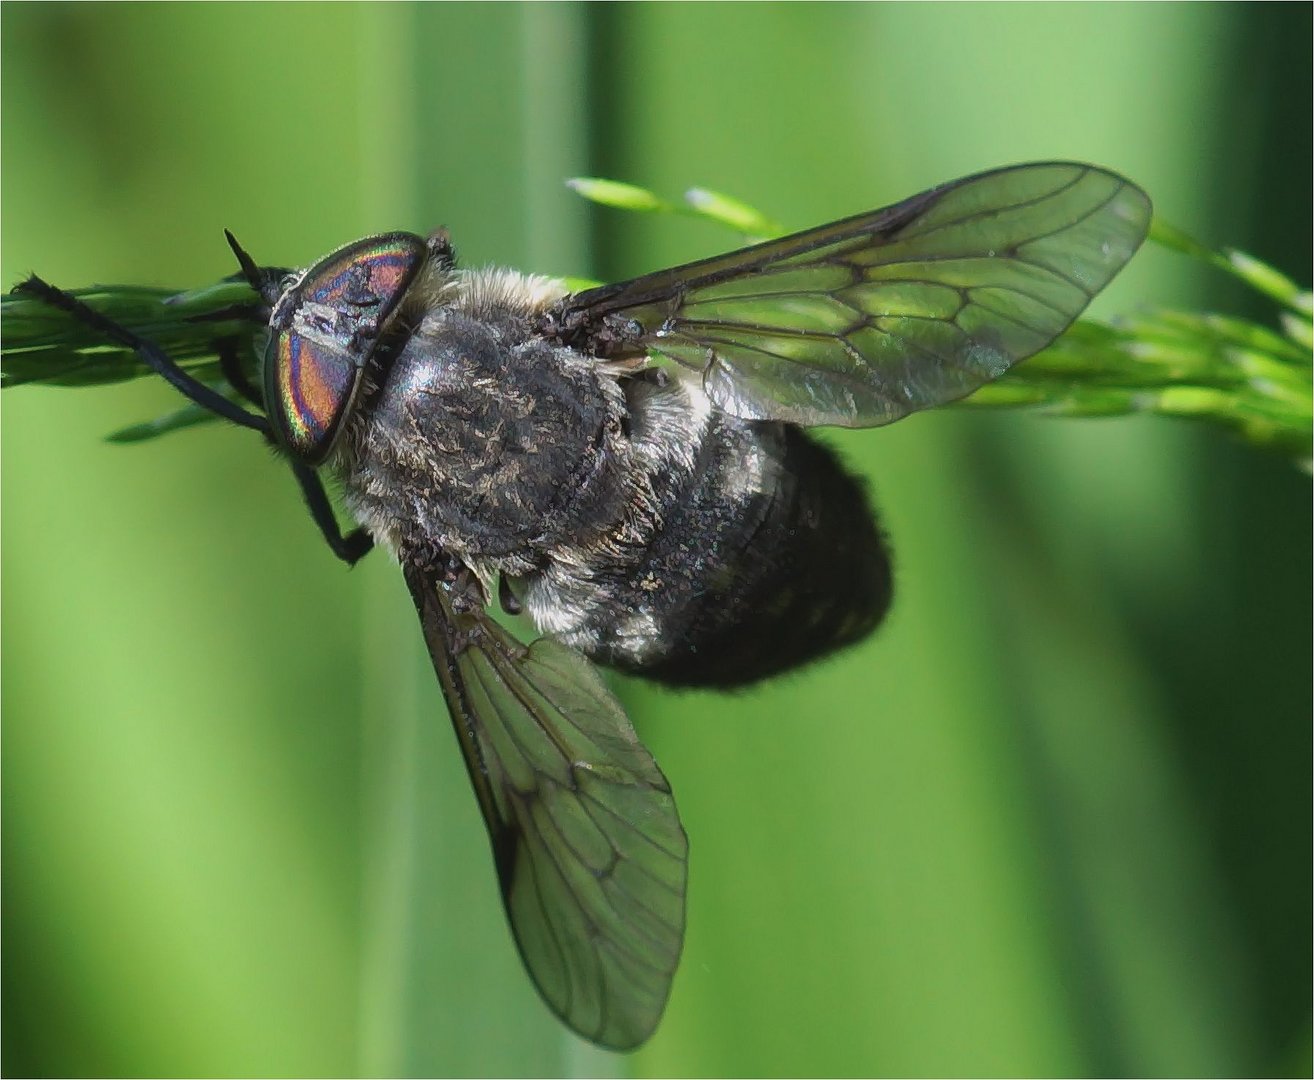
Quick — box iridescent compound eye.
[264,232,429,465]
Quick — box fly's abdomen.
[544,413,893,688]
[639,425,891,686]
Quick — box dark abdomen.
[597,420,893,688]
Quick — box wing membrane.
[403,563,688,1051]
[559,162,1151,426]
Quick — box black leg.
[290,461,375,566]
[219,342,372,566]
[216,337,263,408]
[22,269,374,568]
[498,573,523,615]
[15,275,271,436]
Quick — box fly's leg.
[290,462,375,566]
[15,275,271,434]
[18,275,374,567]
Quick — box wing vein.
[891,168,1087,243]
[518,796,672,972]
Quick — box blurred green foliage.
[2,4,1309,1077]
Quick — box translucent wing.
[555,161,1152,426]
[403,562,688,1051]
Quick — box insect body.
[340,253,891,689]
[17,161,1151,1050]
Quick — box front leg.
[289,461,374,566]
[15,275,273,436]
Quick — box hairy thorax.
[337,292,634,579]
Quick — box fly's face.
[263,232,436,465]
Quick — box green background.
[3,3,1309,1076]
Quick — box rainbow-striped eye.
[264,232,429,464]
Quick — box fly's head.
[227,229,453,466]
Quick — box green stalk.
[3,183,1309,467]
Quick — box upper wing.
[553,162,1152,427]
[403,562,688,1051]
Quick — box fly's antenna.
[225,229,287,307]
